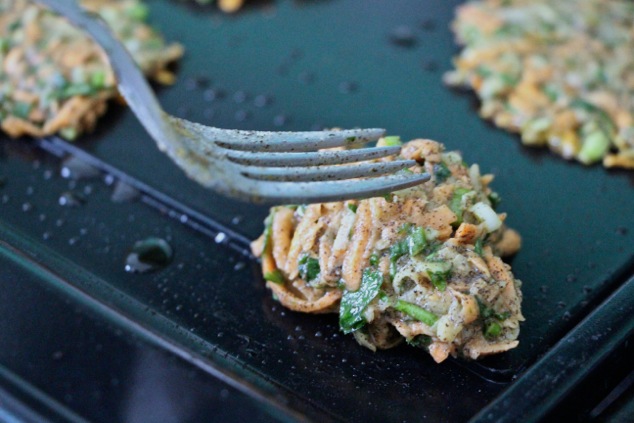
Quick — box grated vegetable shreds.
[445,0,634,169]
[252,138,525,363]
[0,0,183,140]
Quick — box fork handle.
[35,0,176,145]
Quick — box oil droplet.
[58,191,85,207]
[111,180,140,203]
[298,71,316,85]
[203,88,226,102]
[60,156,100,180]
[273,114,289,127]
[253,94,273,108]
[103,174,116,186]
[1,194,10,204]
[125,238,173,274]
[422,60,439,72]
[388,25,417,48]
[338,81,359,94]
[26,186,34,195]
[234,110,250,122]
[203,108,216,119]
[233,90,248,103]
[21,202,33,212]
[185,75,210,91]
[420,19,436,31]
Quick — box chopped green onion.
[495,311,511,321]
[484,321,502,339]
[0,38,9,54]
[339,269,383,333]
[450,187,473,225]
[433,162,451,183]
[347,203,358,213]
[369,254,379,266]
[398,222,412,235]
[389,239,408,277]
[59,127,78,140]
[13,102,32,119]
[261,210,275,253]
[428,268,450,291]
[488,192,501,209]
[90,71,106,89]
[264,269,285,284]
[408,226,427,256]
[62,83,97,98]
[382,135,402,146]
[394,300,439,326]
[127,3,149,20]
[298,254,320,282]
[296,205,307,216]
[578,130,610,164]
[474,238,484,256]
[406,334,432,348]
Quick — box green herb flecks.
[339,269,383,334]
[13,101,32,120]
[484,320,502,339]
[406,334,432,349]
[389,239,409,277]
[450,187,473,226]
[126,3,150,20]
[382,135,402,146]
[474,238,484,256]
[488,191,501,209]
[347,203,358,213]
[264,269,285,284]
[433,162,451,183]
[90,70,106,89]
[298,254,320,282]
[261,210,275,254]
[477,297,510,339]
[408,226,427,256]
[390,225,435,276]
[428,268,451,291]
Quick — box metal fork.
[37,0,429,203]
